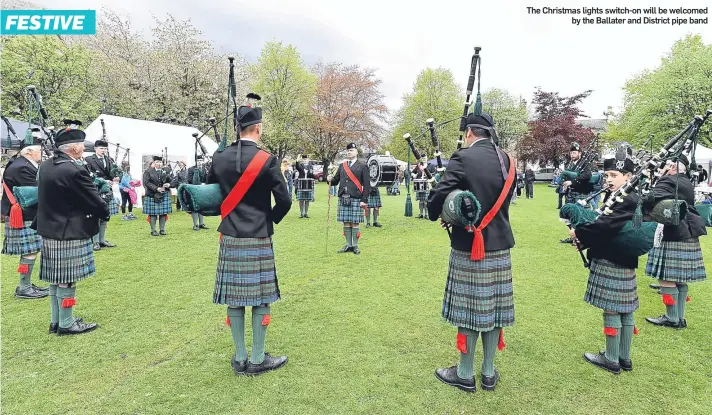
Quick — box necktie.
[101,157,106,168]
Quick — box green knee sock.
[366,209,371,223]
[456,327,477,379]
[18,257,35,289]
[299,201,305,216]
[49,284,59,324]
[199,214,205,226]
[419,201,424,215]
[603,313,622,362]
[344,226,352,247]
[374,210,379,223]
[92,232,100,245]
[250,305,270,364]
[192,212,200,226]
[676,283,688,322]
[56,286,77,328]
[227,307,248,361]
[660,286,679,322]
[351,227,360,247]
[159,215,166,231]
[619,313,634,361]
[481,328,500,377]
[305,201,310,214]
[99,221,107,243]
[149,216,157,232]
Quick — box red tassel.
[662,294,676,306]
[686,296,691,302]
[456,333,468,353]
[9,204,24,229]
[61,298,76,308]
[498,330,506,351]
[633,326,639,335]
[146,216,151,223]
[356,232,361,238]
[164,215,168,222]
[603,327,618,336]
[261,314,271,326]
[17,264,29,274]
[470,229,485,261]
[225,316,231,327]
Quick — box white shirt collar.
[469,137,489,147]
[240,137,258,144]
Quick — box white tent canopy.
[83,115,219,208]
[694,144,712,167]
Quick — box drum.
[298,178,314,191]
[413,179,428,192]
[367,155,398,187]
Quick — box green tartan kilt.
[108,197,119,216]
[415,191,429,202]
[565,190,588,205]
[213,236,280,307]
[442,248,515,332]
[336,198,364,223]
[142,193,172,216]
[367,188,382,208]
[39,238,95,284]
[584,258,639,313]
[296,190,314,201]
[645,238,706,283]
[2,220,41,256]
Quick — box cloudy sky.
[32,0,712,119]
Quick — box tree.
[516,88,596,165]
[607,35,712,147]
[302,62,388,173]
[481,88,529,152]
[1,36,100,124]
[250,41,317,160]
[385,68,462,161]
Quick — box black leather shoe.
[434,366,476,392]
[193,225,200,231]
[304,214,309,218]
[49,323,58,334]
[481,368,500,391]
[159,230,166,236]
[100,241,116,248]
[560,238,573,244]
[416,214,423,219]
[649,284,660,290]
[231,355,247,376]
[93,243,102,251]
[352,247,361,255]
[583,351,621,374]
[57,319,98,336]
[199,224,209,229]
[151,231,159,237]
[15,286,48,299]
[645,315,681,329]
[619,358,633,371]
[366,223,371,228]
[32,283,49,292]
[373,222,382,228]
[337,246,353,253]
[245,353,288,375]
[680,319,687,328]
[299,214,304,218]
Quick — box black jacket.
[428,140,515,252]
[143,168,173,198]
[525,169,535,183]
[207,140,291,238]
[84,153,116,180]
[1,156,39,220]
[411,163,434,179]
[576,191,640,269]
[643,174,706,241]
[329,160,371,202]
[32,152,109,240]
[186,166,207,185]
[566,160,593,194]
[295,162,315,179]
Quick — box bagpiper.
[142,157,174,236]
[295,154,315,218]
[412,155,434,218]
[84,136,118,250]
[560,142,594,243]
[208,103,292,375]
[186,157,209,231]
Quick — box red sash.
[2,181,24,229]
[219,150,271,238]
[342,161,363,194]
[467,153,515,261]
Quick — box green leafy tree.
[481,88,529,152]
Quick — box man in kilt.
[328,143,370,255]
[295,154,315,218]
[569,152,640,374]
[365,187,382,228]
[2,144,48,299]
[560,142,594,243]
[428,112,515,392]
[33,127,109,335]
[143,157,173,236]
[643,155,706,329]
[186,156,209,231]
[84,138,118,251]
[413,155,433,218]
[207,104,291,375]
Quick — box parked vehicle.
[534,167,557,182]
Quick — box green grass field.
[2,183,710,414]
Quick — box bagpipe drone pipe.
[559,135,602,185]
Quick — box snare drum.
[413,179,428,192]
[298,178,314,191]
[367,155,398,187]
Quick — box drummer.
[295,154,315,218]
[412,154,433,218]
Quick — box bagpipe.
[403,133,435,186]
[559,135,601,185]
[100,118,131,179]
[25,85,57,159]
[457,47,482,151]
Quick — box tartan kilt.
[296,190,315,201]
[367,188,382,208]
[415,191,429,202]
[142,193,172,216]
[213,236,280,307]
[584,258,639,313]
[108,197,119,216]
[336,198,365,223]
[39,238,95,284]
[442,248,515,332]
[565,191,588,205]
[645,238,706,283]
[2,220,41,256]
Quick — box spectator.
[525,165,535,198]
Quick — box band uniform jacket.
[207,140,291,238]
[329,160,371,203]
[411,163,435,180]
[643,174,706,241]
[186,165,207,185]
[1,156,39,220]
[295,162,315,180]
[84,153,116,180]
[566,161,593,194]
[143,168,173,198]
[576,191,640,269]
[427,140,515,252]
[32,151,110,240]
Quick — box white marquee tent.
[694,144,712,168]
